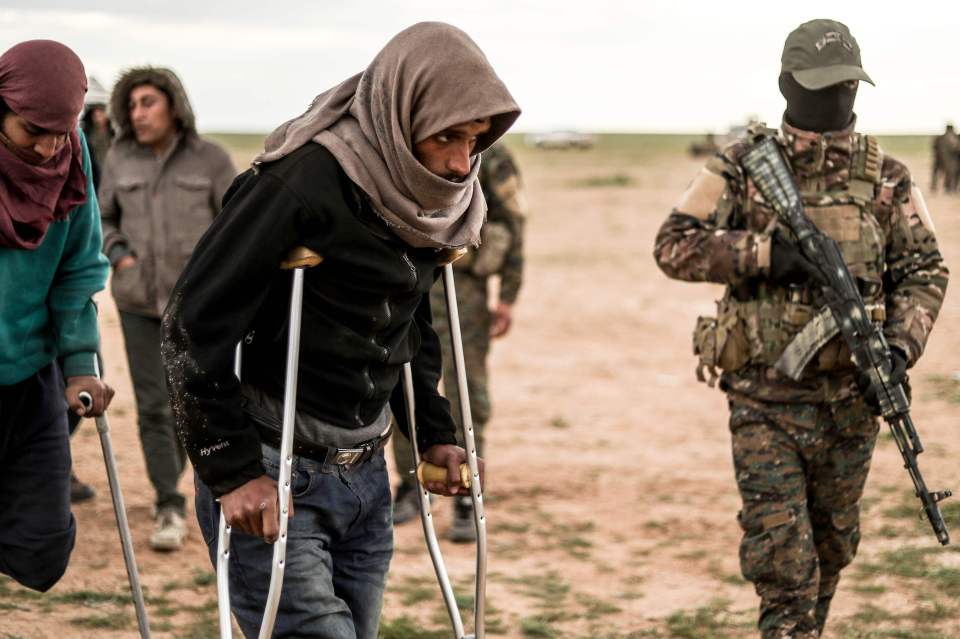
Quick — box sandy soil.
[2,137,959,639]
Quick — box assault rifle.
[741,136,952,546]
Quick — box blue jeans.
[196,444,394,639]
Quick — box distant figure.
[391,140,526,542]
[99,66,236,551]
[80,76,113,190]
[931,124,959,193]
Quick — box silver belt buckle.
[333,448,364,466]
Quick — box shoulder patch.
[675,168,728,220]
[904,184,936,233]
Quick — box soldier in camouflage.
[931,124,959,193]
[655,20,949,639]
[392,141,526,542]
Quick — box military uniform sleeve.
[879,168,949,366]
[654,151,771,284]
[161,167,333,497]
[389,286,458,452]
[97,147,132,266]
[488,153,526,304]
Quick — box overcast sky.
[2,1,958,134]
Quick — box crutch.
[214,246,323,639]
[78,358,152,639]
[403,249,487,639]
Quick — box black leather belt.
[258,427,391,467]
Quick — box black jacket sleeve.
[390,285,458,453]
[161,168,331,496]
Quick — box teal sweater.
[0,131,109,385]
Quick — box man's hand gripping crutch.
[213,246,322,639]
[404,248,488,639]
[78,359,152,639]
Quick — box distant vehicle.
[688,119,760,157]
[525,130,595,150]
[688,132,720,158]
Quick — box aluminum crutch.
[214,342,242,637]
[78,358,151,639]
[213,246,322,639]
[404,250,487,639]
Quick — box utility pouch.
[693,298,749,387]
[693,316,720,387]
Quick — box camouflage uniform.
[393,142,526,482]
[655,120,949,638]
[931,127,959,193]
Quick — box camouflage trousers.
[729,395,879,639]
[393,272,491,486]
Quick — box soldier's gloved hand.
[856,347,910,415]
[769,229,826,287]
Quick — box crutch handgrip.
[281,246,323,270]
[417,461,471,489]
[437,246,468,266]
[78,391,93,411]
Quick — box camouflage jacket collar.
[779,117,858,181]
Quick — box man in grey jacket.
[100,66,235,551]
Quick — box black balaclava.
[779,71,857,133]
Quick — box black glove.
[856,347,910,415]
[768,229,826,287]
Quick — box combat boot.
[446,496,476,543]
[392,481,420,525]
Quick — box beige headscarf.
[254,22,520,249]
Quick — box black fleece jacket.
[162,143,457,496]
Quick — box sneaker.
[149,509,186,551]
[392,482,421,525]
[446,496,476,543]
[69,472,95,503]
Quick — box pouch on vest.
[692,298,750,387]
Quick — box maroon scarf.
[0,40,87,250]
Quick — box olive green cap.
[781,19,874,90]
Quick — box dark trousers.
[120,312,186,514]
[0,362,76,592]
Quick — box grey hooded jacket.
[99,66,236,318]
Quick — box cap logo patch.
[815,31,854,52]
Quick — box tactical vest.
[695,133,887,386]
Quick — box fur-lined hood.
[109,66,196,141]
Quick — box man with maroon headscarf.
[0,40,113,592]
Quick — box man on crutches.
[161,22,519,639]
[0,40,113,591]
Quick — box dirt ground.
[2,134,959,639]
